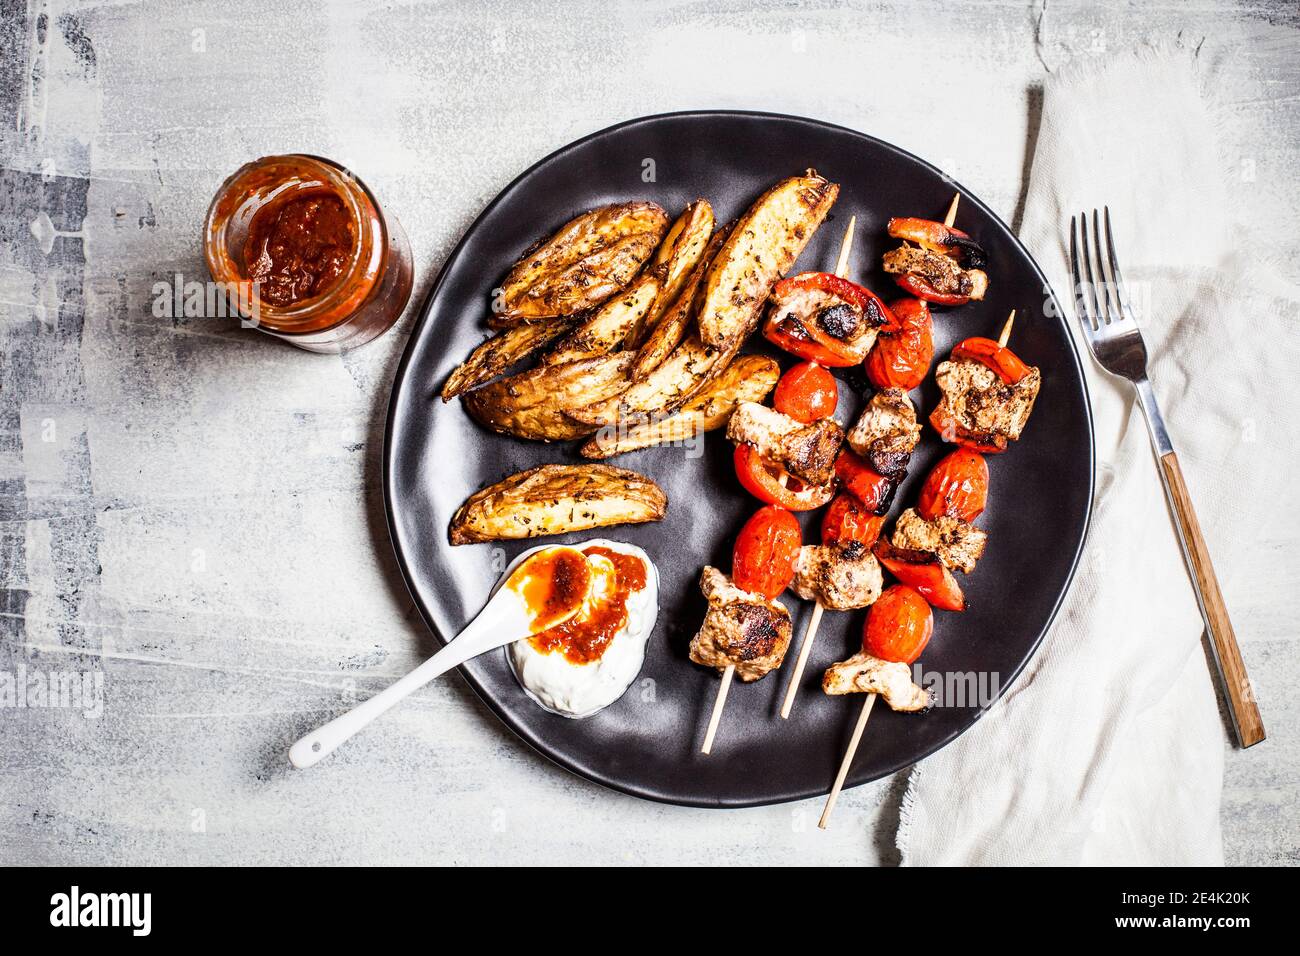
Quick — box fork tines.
[1070,207,1134,331]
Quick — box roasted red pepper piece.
[873,540,966,612]
[951,336,1032,385]
[863,584,934,664]
[917,447,989,522]
[733,444,835,511]
[763,272,896,366]
[894,271,971,307]
[886,218,977,259]
[821,493,887,547]
[732,504,802,599]
[833,449,900,515]
[865,297,934,391]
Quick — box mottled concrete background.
[1,0,1295,866]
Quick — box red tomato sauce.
[515,548,592,633]
[244,187,356,307]
[528,546,648,664]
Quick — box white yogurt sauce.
[496,539,658,719]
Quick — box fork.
[1069,208,1265,748]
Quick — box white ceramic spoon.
[288,546,591,769]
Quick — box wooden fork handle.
[1160,451,1266,747]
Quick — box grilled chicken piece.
[726,401,845,484]
[790,541,883,611]
[689,567,792,682]
[822,651,931,712]
[934,358,1041,444]
[846,388,922,476]
[892,507,987,574]
[449,464,666,545]
[881,246,988,301]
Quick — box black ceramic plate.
[383,111,1093,808]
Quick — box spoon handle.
[289,599,527,769]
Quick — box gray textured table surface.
[1,0,1296,866]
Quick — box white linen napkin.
[896,45,1298,866]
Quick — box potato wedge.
[632,224,731,378]
[463,353,635,441]
[543,268,662,365]
[697,171,839,349]
[567,333,732,427]
[449,463,667,545]
[580,355,779,459]
[496,201,668,323]
[628,199,715,346]
[440,319,571,401]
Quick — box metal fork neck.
[1133,376,1175,457]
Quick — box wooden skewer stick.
[701,664,735,755]
[832,214,857,279]
[944,192,961,229]
[998,309,1016,348]
[780,602,823,719]
[819,692,877,829]
[778,214,858,720]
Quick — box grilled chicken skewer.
[821,305,1026,827]
[779,216,862,718]
[695,566,794,753]
[695,508,800,753]
[818,194,965,825]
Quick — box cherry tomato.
[733,444,835,511]
[951,336,1032,384]
[821,493,887,547]
[865,297,934,391]
[929,403,1008,454]
[917,447,989,522]
[833,449,900,515]
[732,505,802,599]
[863,585,934,664]
[773,361,838,423]
[873,540,965,612]
[895,272,970,307]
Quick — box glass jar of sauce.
[203,154,413,352]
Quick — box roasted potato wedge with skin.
[633,268,698,379]
[543,268,662,365]
[496,201,668,323]
[463,353,634,441]
[580,355,779,459]
[632,224,731,378]
[628,200,715,347]
[449,464,667,545]
[440,318,572,401]
[697,171,839,349]
[567,334,731,427]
